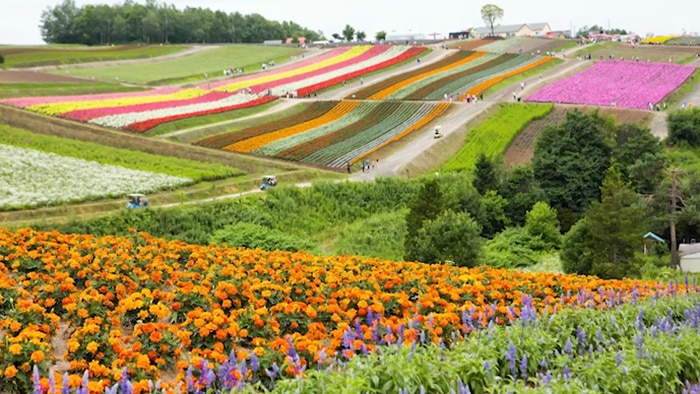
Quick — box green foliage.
[3,45,186,68]
[404,178,447,261]
[342,24,356,42]
[613,123,665,194]
[525,201,561,248]
[411,210,482,266]
[482,227,549,268]
[561,219,593,275]
[481,4,504,36]
[0,51,4,65]
[332,211,407,261]
[209,222,319,253]
[667,107,700,147]
[476,190,509,238]
[443,103,553,173]
[39,1,322,45]
[533,109,612,214]
[585,166,645,278]
[375,31,387,41]
[472,153,499,195]
[498,165,545,227]
[0,124,242,181]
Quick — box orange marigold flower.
[9,344,22,355]
[149,331,162,343]
[4,365,18,378]
[86,341,99,354]
[30,350,45,363]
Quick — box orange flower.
[9,344,22,355]
[30,350,45,363]
[149,331,162,343]
[4,365,18,378]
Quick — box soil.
[0,70,95,83]
[50,322,72,373]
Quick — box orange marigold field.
[0,227,675,392]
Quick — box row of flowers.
[400,53,521,100]
[0,144,192,210]
[461,56,555,98]
[368,51,487,100]
[640,35,678,44]
[223,100,362,152]
[525,60,695,109]
[0,228,689,392]
[350,50,481,99]
[0,46,423,133]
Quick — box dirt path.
[24,45,218,71]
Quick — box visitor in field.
[520,82,525,90]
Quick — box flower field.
[641,35,678,44]
[0,45,424,132]
[525,60,696,109]
[0,144,192,210]
[0,227,691,393]
[442,103,554,172]
[195,100,451,169]
[348,52,554,101]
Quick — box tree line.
[40,0,324,45]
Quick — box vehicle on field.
[434,125,443,139]
[126,193,150,209]
[260,175,278,190]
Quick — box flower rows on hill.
[641,36,678,44]
[525,60,695,109]
[0,228,681,392]
[0,45,424,132]
[0,144,192,210]
[198,100,450,169]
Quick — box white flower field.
[0,144,192,209]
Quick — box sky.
[1,0,698,45]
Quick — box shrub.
[209,222,319,253]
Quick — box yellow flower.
[9,344,22,355]
[86,341,99,354]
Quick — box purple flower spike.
[61,372,70,394]
[520,354,528,379]
[563,365,571,380]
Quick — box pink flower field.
[525,60,695,109]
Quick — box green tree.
[533,110,612,222]
[412,210,482,266]
[480,4,504,37]
[0,52,4,65]
[667,108,700,147]
[525,201,561,248]
[331,33,342,41]
[476,190,509,238]
[356,31,366,41]
[561,219,593,275]
[472,153,499,195]
[404,178,446,262]
[498,165,545,226]
[584,166,645,278]
[342,24,356,41]
[375,30,387,41]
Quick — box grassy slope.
[55,45,302,85]
[0,82,146,99]
[2,45,188,68]
[0,124,243,181]
[482,58,564,97]
[574,41,698,63]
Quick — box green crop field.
[0,82,145,99]
[442,102,553,172]
[574,41,699,63]
[0,45,188,68]
[54,45,303,85]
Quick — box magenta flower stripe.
[525,60,695,109]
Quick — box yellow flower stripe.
[27,89,208,116]
[368,52,487,100]
[223,100,361,152]
[215,46,373,93]
[641,36,677,44]
[350,102,451,164]
[460,57,553,100]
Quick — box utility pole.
[670,168,679,269]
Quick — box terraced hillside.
[196,100,451,169]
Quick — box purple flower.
[543,370,552,385]
[250,353,260,372]
[265,362,280,380]
[562,365,571,380]
[506,342,518,378]
[564,337,573,354]
[32,365,41,394]
[520,354,528,379]
[61,372,70,394]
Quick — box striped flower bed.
[0,46,424,132]
[197,100,451,169]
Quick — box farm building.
[449,31,471,39]
[386,32,426,42]
[679,243,700,272]
[473,23,551,38]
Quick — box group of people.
[360,159,379,173]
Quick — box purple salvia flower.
[105,383,119,394]
[61,372,70,394]
[286,335,298,359]
[506,342,518,378]
[420,386,426,394]
[420,330,426,344]
[564,337,572,354]
[616,351,624,367]
[32,365,41,394]
[120,367,134,394]
[576,325,586,353]
[249,352,260,373]
[540,359,548,368]
[562,365,571,380]
[48,370,56,394]
[597,327,603,343]
[543,370,552,385]
[520,354,528,379]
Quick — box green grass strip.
[3,45,188,68]
[482,58,564,98]
[0,82,145,99]
[0,124,244,181]
[442,103,554,172]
